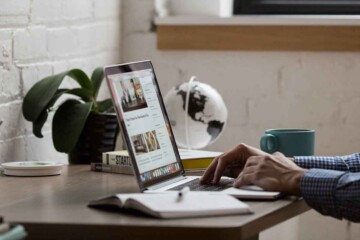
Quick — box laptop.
[105,61,280,199]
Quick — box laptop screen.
[105,61,184,190]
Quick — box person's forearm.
[301,169,360,222]
[294,153,360,172]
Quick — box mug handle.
[260,134,278,153]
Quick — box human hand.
[233,152,307,196]
[200,143,271,184]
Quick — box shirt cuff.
[300,169,345,219]
[294,153,360,172]
[294,155,348,171]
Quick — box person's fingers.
[258,178,280,192]
[241,165,257,176]
[233,164,258,187]
[241,156,261,171]
[229,156,260,185]
[202,144,267,184]
[200,160,218,183]
[242,143,271,157]
[272,151,285,158]
[200,157,220,183]
[222,165,243,178]
[207,145,244,183]
[233,173,254,188]
[243,156,259,167]
[212,156,229,184]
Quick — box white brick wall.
[0,30,12,66]
[94,0,122,19]
[0,66,21,103]
[0,137,26,163]
[14,27,47,61]
[21,64,52,95]
[0,0,122,163]
[62,0,93,20]
[47,27,77,57]
[0,0,31,16]
[31,0,62,23]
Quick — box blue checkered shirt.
[294,153,360,222]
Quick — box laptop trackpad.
[240,185,264,191]
[222,187,281,200]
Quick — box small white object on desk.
[1,161,64,177]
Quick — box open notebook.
[88,192,252,219]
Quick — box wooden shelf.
[156,16,360,51]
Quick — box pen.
[177,186,190,199]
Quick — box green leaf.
[66,88,94,102]
[33,88,92,138]
[33,111,48,138]
[23,73,63,122]
[31,89,69,138]
[67,69,93,92]
[49,89,69,108]
[22,69,93,123]
[96,99,114,113]
[52,100,93,153]
[91,67,104,100]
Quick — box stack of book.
[90,149,222,174]
[91,150,133,175]
[0,217,27,240]
[178,149,221,170]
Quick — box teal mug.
[260,129,315,157]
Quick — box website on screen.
[108,69,179,182]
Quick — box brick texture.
[14,27,47,61]
[0,0,122,163]
[0,0,31,16]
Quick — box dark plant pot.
[68,112,119,164]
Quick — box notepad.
[88,192,252,219]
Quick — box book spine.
[0,223,10,234]
[91,163,133,175]
[181,158,214,170]
[102,153,132,167]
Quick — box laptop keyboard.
[168,178,234,192]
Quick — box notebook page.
[116,192,251,218]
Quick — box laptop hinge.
[146,175,187,191]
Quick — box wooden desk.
[0,166,310,240]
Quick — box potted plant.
[22,67,119,164]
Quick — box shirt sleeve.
[294,153,360,172]
[301,169,360,222]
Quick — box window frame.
[233,0,360,14]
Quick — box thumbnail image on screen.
[118,78,148,112]
[131,130,161,156]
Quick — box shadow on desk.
[0,165,310,240]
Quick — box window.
[234,0,360,14]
